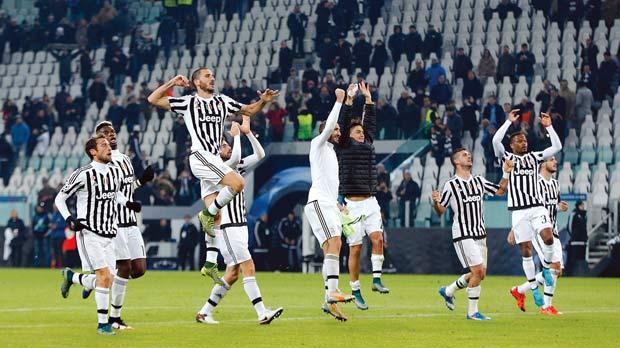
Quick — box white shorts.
[453,238,488,269]
[114,226,146,260]
[190,150,232,199]
[533,235,564,268]
[304,200,342,247]
[345,196,383,246]
[216,226,252,266]
[511,206,553,244]
[76,230,116,272]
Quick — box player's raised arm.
[147,75,190,110]
[240,116,266,167]
[492,109,519,158]
[314,89,345,145]
[359,81,377,143]
[224,122,242,168]
[535,112,563,160]
[239,89,280,117]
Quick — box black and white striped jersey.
[500,151,545,210]
[111,150,139,227]
[60,163,125,238]
[537,175,560,237]
[220,156,260,229]
[439,175,500,241]
[168,94,244,155]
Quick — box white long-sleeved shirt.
[307,102,343,203]
[54,160,128,237]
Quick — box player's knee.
[230,174,245,192]
[131,267,146,279]
[349,245,362,256]
[371,232,384,246]
[241,260,256,276]
[478,269,486,280]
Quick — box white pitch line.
[0,308,619,329]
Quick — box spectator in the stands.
[154,187,175,206]
[453,47,473,81]
[175,170,196,205]
[423,24,442,59]
[430,119,452,166]
[513,97,535,127]
[50,48,81,87]
[129,126,145,172]
[377,163,390,187]
[550,87,567,120]
[377,98,398,139]
[388,25,406,67]
[177,214,199,270]
[10,117,30,159]
[515,43,535,85]
[460,96,479,139]
[352,33,373,76]
[559,79,576,122]
[425,57,446,89]
[375,180,393,225]
[482,95,505,127]
[157,14,177,61]
[286,68,301,95]
[480,119,499,174]
[266,102,287,142]
[430,75,452,105]
[407,59,427,92]
[497,45,516,82]
[397,91,420,138]
[488,0,522,20]
[107,98,123,131]
[144,219,172,242]
[405,25,423,67]
[287,5,308,57]
[236,79,254,105]
[322,72,337,92]
[221,79,236,97]
[367,0,384,32]
[6,19,22,53]
[535,79,553,113]
[125,96,141,133]
[598,51,618,101]
[79,49,93,97]
[0,133,13,186]
[579,64,596,91]
[371,39,389,77]
[302,61,319,93]
[314,0,332,51]
[462,70,483,102]
[279,41,294,82]
[335,36,353,75]
[575,81,594,130]
[396,170,420,227]
[477,48,496,83]
[88,74,108,113]
[110,47,128,96]
[319,36,337,73]
[444,106,463,149]
[307,86,334,122]
[580,36,599,72]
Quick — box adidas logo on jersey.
[463,195,482,203]
[514,169,535,175]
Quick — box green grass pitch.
[0,269,619,347]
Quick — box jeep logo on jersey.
[514,169,535,175]
[198,114,222,123]
[548,198,558,205]
[463,195,482,203]
[121,176,134,184]
[96,191,116,200]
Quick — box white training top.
[307,101,343,204]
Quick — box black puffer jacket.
[336,102,377,196]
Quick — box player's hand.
[138,165,155,185]
[503,159,514,173]
[240,115,251,134]
[559,201,569,212]
[66,216,87,232]
[346,83,358,98]
[540,112,552,127]
[431,191,441,204]
[335,88,346,102]
[508,109,520,123]
[258,89,280,102]
[359,80,372,101]
[126,201,142,213]
[507,230,516,246]
[230,122,241,136]
[170,75,189,88]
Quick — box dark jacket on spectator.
[453,53,473,81]
[462,77,483,100]
[405,30,423,61]
[353,38,373,72]
[497,51,516,80]
[515,50,535,76]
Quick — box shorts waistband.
[118,222,137,228]
[452,235,487,242]
[221,222,247,229]
[508,203,543,211]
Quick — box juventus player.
[303,88,355,322]
[83,121,155,330]
[56,135,142,335]
[432,148,512,320]
[492,110,562,307]
[196,119,284,325]
[509,156,568,315]
[147,70,278,264]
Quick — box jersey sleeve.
[60,169,86,197]
[530,151,546,163]
[479,176,500,196]
[220,94,245,115]
[439,182,452,208]
[167,95,190,116]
